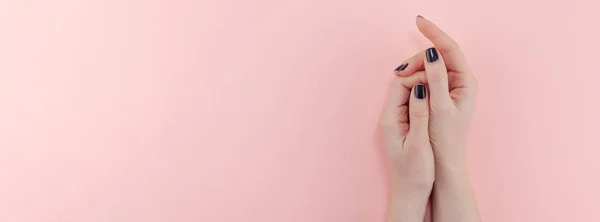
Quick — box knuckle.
[409,110,429,118]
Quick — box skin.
[382,16,480,222]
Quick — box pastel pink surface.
[1,0,599,221]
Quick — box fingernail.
[415,84,426,99]
[394,63,408,72]
[426,47,439,63]
[417,15,424,19]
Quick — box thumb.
[423,47,454,110]
[404,84,430,147]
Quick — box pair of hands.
[381,16,479,222]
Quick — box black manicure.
[415,84,426,99]
[394,63,408,72]
[426,47,439,63]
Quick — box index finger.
[416,16,470,73]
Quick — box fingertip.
[395,50,427,77]
[416,16,429,33]
[394,63,406,73]
[416,15,425,22]
[407,84,430,134]
[409,84,429,107]
[414,84,427,100]
[425,47,440,63]
[415,17,446,46]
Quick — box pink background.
[1,0,599,221]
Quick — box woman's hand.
[394,16,480,222]
[395,19,477,167]
[419,19,477,170]
[381,72,434,221]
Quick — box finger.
[380,77,411,142]
[399,71,427,90]
[394,50,426,77]
[416,16,470,73]
[423,47,453,108]
[404,84,430,146]
[416,16,477,106]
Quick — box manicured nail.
[394,63,408,72]
[426,47,439,63]
[415,84,426,99]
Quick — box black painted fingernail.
[394,63,408,72]
[415,84,426,99]
[426,47,438,63]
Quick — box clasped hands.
[382,16,480,222]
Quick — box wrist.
[433,146,468,176]
[435,160,470,185]
[388,176,431,205]
[389,175,433,195]
[389,184,432,200]
[387,188,431,222]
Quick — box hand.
[380,71,433,221]
[381,73,434,190]
[395,16,478,169]
[394,16,480,222]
